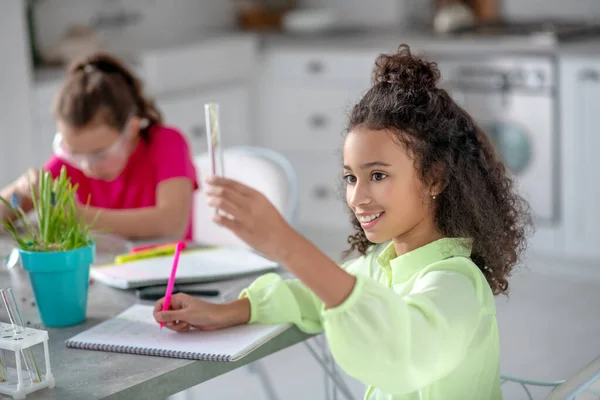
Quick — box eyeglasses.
[52,117,133,170]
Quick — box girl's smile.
[356,211,385,230]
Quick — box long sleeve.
[151,127,198,189]
[238,246,380,335]
[239,272,325,334]
[321,260,484,395]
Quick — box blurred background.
[2,0,600,399]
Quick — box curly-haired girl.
[154,44,532,400]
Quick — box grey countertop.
[0,238,311,400]
[258,29,559,55]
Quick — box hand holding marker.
[159,241,184,329]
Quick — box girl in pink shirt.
[0,53,199,240]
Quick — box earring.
[431,194,437,200]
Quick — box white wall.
[0,1,35,186]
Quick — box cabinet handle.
[308,114,328,129]
[313,186,330,199]
[578,69,600,82]
[191,125,206,138]
[306,60,325,74]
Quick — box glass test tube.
[204,103,224,178]
[0,349,6,382]
[0,288,42,383]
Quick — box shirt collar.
[376,238,473,283]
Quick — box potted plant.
[1,167,96,327]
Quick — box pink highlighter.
[159,241,185,329]
[132,241,186,253]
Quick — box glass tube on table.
[0,349,6,382]
[0,288,42,383]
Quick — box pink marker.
[132,241,186,253]
[159,241,185,329]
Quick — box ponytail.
[55,52,162,141]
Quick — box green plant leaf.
[0,167,94,252]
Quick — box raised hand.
[203,176,299,263]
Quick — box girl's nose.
[348,181,372,208]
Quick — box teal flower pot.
[19,244,95,327]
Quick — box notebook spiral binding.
[65,340,232,362]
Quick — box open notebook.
[90,247,279,289]
[66,305,290,362]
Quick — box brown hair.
[54,52,162,141]
[344,44,532,295]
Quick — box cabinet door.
[561,58,600,258]
[156,85,251,156]
[286,152,353,232]
[259,86,363,154]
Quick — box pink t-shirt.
[44,125,199,240]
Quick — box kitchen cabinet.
[560,56,600,259]
[286,152,351,231]
[259,86,358,154]
[140,34,257,97]
[257,47,375,234]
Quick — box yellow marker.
[114,244,178,264]
[112,245,221,265]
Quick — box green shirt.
[240,238,502,400]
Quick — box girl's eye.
[343,174,356,184]
[372,172,387,181]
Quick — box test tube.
[0,288,42,383]
[0,350,6,382]
[204,103,224,178]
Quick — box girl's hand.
[153,293,250,332]
[204,176,298,263]
[14,169,39,200]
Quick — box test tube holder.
[0,322,54,399]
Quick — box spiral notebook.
[65,305,290,362]
[90,247,279,289]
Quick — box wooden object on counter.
[436,0,498,23]
[233,0,297,31]
[237,7,288,31]
[467,0,498,23]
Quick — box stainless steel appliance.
[437,56,557,223]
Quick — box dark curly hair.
[343,44,532,295]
